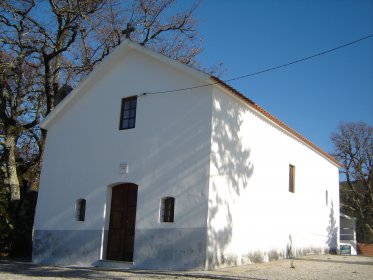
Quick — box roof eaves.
[210,76,342,168]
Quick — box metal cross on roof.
[122,23,135,39]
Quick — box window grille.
[75,199,86,221]
[161,197,175,223]
[119,96,137,130]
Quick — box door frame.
[100,182,139,262]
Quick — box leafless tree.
[331,122,373,243]
[0,0,203,255]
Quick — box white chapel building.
[33,40,341,270]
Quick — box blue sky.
[189,0,373,154]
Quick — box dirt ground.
[0,254,372,280]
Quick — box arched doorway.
[106,183,138,262]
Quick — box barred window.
[119,96,137,130]
[161,197,175,223]
[75,199,86,221]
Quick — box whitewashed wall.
[33,41,340,270]
[33,46,213,269]
[206,86,340,268]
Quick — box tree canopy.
[331,122,373,243]
[0,0,203,256]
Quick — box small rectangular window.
[161,197,175,223]
[326,190,329,206]
[75,199,86,221]
[289,164,295,193]
[119,96,137,130]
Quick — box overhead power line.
[227,34,373,82]
[140,34,373,96]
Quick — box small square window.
[289,164,295,193]
[120,96,137,130]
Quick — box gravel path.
[1,254,372,280]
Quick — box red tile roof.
[210,76,342,167]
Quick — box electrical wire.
[139,34,373,96]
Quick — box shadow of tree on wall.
[131,91,217,270]
[207,93,254,268]
[326,201,338,254]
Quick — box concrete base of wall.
[32,228,207,270]
[32,230,101,266]
[134,227,207,270]
[206,247,327,269]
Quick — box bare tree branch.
[332,122,373,243]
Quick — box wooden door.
[106,183,138,261]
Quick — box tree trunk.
[4,128,20,202]
[27,132,47,193]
